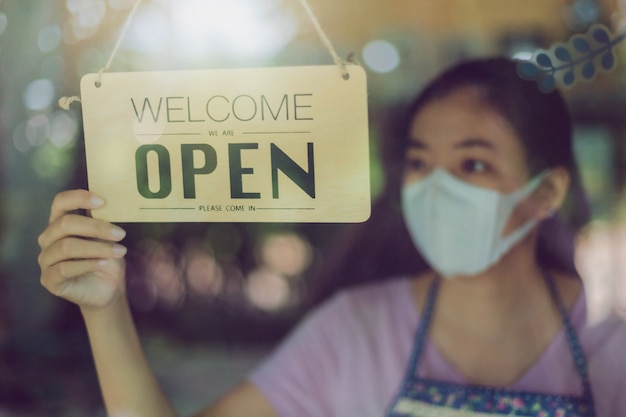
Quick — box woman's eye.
[462,159,489,173]
[405,158,426,171]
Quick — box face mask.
[400,168,548,278]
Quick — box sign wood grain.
[80,65,370,223]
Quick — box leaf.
[581,61,596,79]
[573,37,591,53]
[536,53,553,68]
[554,46,572,62]
[517,24,625,91]
[593,27,611,44]
[601,51,615,70]
[516,62,541,78]
[539,75,556,93]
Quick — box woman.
[38,57,626,416]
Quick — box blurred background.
[0,0,625,415]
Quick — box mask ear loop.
[496,169,551,243]
[525,169,551,195]
[524,170,558,220]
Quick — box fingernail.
[112,245,127,256]
[91,196,105,207]
[97,259,108,267]
[111,227,126,239]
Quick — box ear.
[536,167,570,219]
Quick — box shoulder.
[249,276,417,416]
[252,276,421,376]
[309,276,415,328]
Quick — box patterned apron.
[385,270,595,417]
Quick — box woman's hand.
[38,189,128,310]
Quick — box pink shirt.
[250,277,626,417]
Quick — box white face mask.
[400,168,548,278]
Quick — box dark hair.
[308,57,591,306]
[399,57,590,270]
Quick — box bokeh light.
[184,245,224,298]
[511,51,533,60]
[37,25,62,53]
[136,239,186,310]
[107,0,135,10]
[245,268,291,311]
[563,0,599,31]
[22,78,55,111]
[362,39,401,74]
[25,114,49,147]
[125,0,297,65]
[124,230,312,312]
[124,3,169,57]
[48,110,79,148]
[576,223,626,323]
[63,0,108,43]
[66,0,106,27]
[257,232,312,277]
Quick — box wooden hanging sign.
[80,65,370,223]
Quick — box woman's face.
[403,86,530,193]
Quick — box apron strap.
[541,269,596,417]
[387,275,440,405]
[386,271,596,416]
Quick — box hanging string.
[59,0,143,110]
[60,0,349,110]
[297,0,350,80]
[58,96,81,110]
[95,0,144,88]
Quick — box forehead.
[408,87,525,156]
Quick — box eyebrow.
[406,137,496,151]
[455,138,496,150]
[406,138,427,149]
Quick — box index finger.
[49,189,105,223]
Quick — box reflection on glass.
[577,223,626,322]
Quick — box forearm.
[81,295,178,417]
